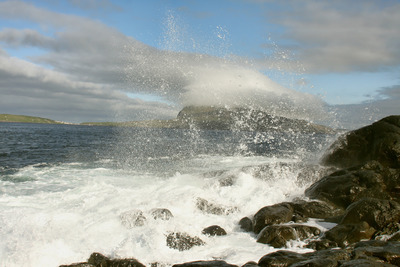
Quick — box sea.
[0,122,338,266]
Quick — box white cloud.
[259,0,400,73]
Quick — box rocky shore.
[60,115,400,267]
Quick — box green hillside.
[0,114,62,124]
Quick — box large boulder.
[252,203,294,234]
[322,115,400,168]
[305,161,396,208]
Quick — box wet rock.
[340,198,400,231]
[321,115,400,168]
[241,261,258,267]
[238,217,253,232]
[252,203,294,234]
[353,241,400,266]
[172,260,238,267]
[339,259,396,267]
[61,252,146,267]
[306,239,338,250]
[324,221,376,247]
[61,264,94,267]
[202,225,227,236]
[166,232,205,251]
[256,224,321,248]
[120,210,146,228]
[258,250,307,267]
[151,208,173,221]
[291,200,344,221]
[291,258,337,267]
[196,198,239,215]
[305,161,392,209]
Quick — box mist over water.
[123,12,328,122]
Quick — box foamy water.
[0,123,335,267]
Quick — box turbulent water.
[0,122,337,266]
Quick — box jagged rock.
[120,210,146,228]
[196,198,239,215]
[238,217,253,232]
[202,225,227,236]
[172,260,238,267]
[321,115,400,168]
[324,222,376,247]
[151,208,174,220]
[256,224,321,248]
[305,161,393,209]
[87,252,108,266]
[166,232,205,251]
[252,203,294,234]
[340,198,400,232]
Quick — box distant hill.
[83,106,334,134]
[0,114,63,124]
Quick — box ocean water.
[0,122,336,266]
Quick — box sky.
[0,0,399,128]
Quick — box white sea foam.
[0,154,321,267]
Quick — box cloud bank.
[0,1,325,123]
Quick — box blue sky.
[0,0,399,127]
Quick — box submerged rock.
[166,232,205,251]
[201,225,227,236]
[151,208,174,221]
[120,210,146,228]
[196,198,239,215]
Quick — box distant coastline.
[0,114,66,124]
[1,106,335,134]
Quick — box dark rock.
[151,208,173,220]
[291,200,344,221]
[120,210,146,228]
[166,232,205,251]
[389,232,400,241]
[59,264,95,267]
[324,222,376,247]
[252,203,294,234]
[340,198,400,231]
[88,252,109,266]
[172,260,238,267]
[339,259,396,266]
[305,161,392,209]
[202,225,227,236]
[258,250,307,267]
[291,258,337,267]
[238,217,253,232]
[241,261,258,267]
[196,198,239,215]
[256,224,321,248]
[321,115,400,168]
[353,241,400,266]
[306,239,338,250]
